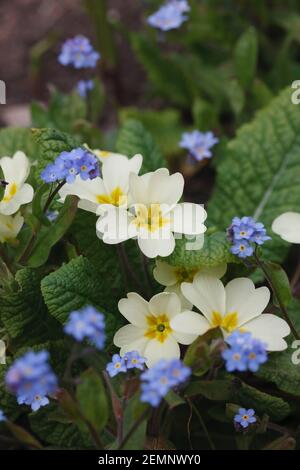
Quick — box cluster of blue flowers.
[106,351,146,378]
[76,79,94,98]
[64,306,106,350]
[140,359,191,407]
[227,216,271,258]
[58,35,100,69]
[5,351,58,412]
[180,130,219,162]
[41,147,100,184]
[147,1,190,31]
[0,409,6,422]
[234,408,256,429]
[222,331,267,373]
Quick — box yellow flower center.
[2,182,17,203]
[114,362,121,369]
[132,204,170,233]
[96,187,127,206]
[175,266,198,283]
[144,314,172,343]
[242,415,249,421]
[211,311,239,333]
[98,151,111,158]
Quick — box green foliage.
[119,107,183,157]
[259,260,292,308]
[208,88,300,263]
[41,256,119,343]
[234,27,258,91]
[0,127,38,160]
[116,119,166,173]
[27,195,79,268]
[165,232,237,268]
[76,369,109,433]
[0,268,61,348]
[32,127,81,180]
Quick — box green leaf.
[116,119,166,173]
[27,195,79,268]
[6,421,43,449]
[0,127,38,160]
[31,183,51,226]
[29,403,93,449]
[41,256,119,343]
[185,380,234,401]
[208,88,300,263]
[234,27,258,90]
[88,78,105,123]
[260,260,292,308]
[32,128,81,180]
[120,396,147,450]
[165,232,237,269]
[0,268,61,348]
[119,107,183,157]
[76,368,108,433]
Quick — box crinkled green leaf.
[41,256,119,343]
[260,260,292,308]
[116,119,166,173]
[165,232,237,268]
[208,88,300,263]
[0,268,62,348]
[234,27,258,90]
[32,128,81,180]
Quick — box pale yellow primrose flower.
[0,151,34,215]
[59,153,142,214]
[0,212,24,243]
[153,260,227,309]
[170,275,290,351]
[272,212,300,244]
[113,291,198,368]
[97,168,207,258]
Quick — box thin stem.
[19,180,66,264]
[186,398,215,450]
[140,253,152,299]
[117,407,150,450]
[254,251,300,340]
[117,244,146,295]
[291,259,300,292]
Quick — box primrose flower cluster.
[147,1,190,31]
[64,306,106,350]
[106,351,146,378]
[140,359,191,407]
[5,351,58,412]
[222,331,267,372]
[41,147,100,184]
[227,216,271,258]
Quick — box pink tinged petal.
[118,292,150,327]
[143,336,180,368]
[244,314,290,351]
[113,324,144,347]
[170,311,211,336]
[148,292,181,318]
[171,203,207,235]
[181,275,226,323]
[272,212,300,244]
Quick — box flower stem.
[117,407,150,450]
[186,398,215,450]
[254,251,300,340]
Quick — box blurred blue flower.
[169,0,190,13]
[234,408,256,429]
[64,306,106,350]
[147,3,187,31]
[230,240,254,258]
[140,359,191,407]
[222,331,267,373]
[5,350,58,412]
[124,351,147,370]
[58,35,100,69]
[179,130,219,161]
[0,409,6,422]
[106,354,127,378]
[76,80,94,98]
